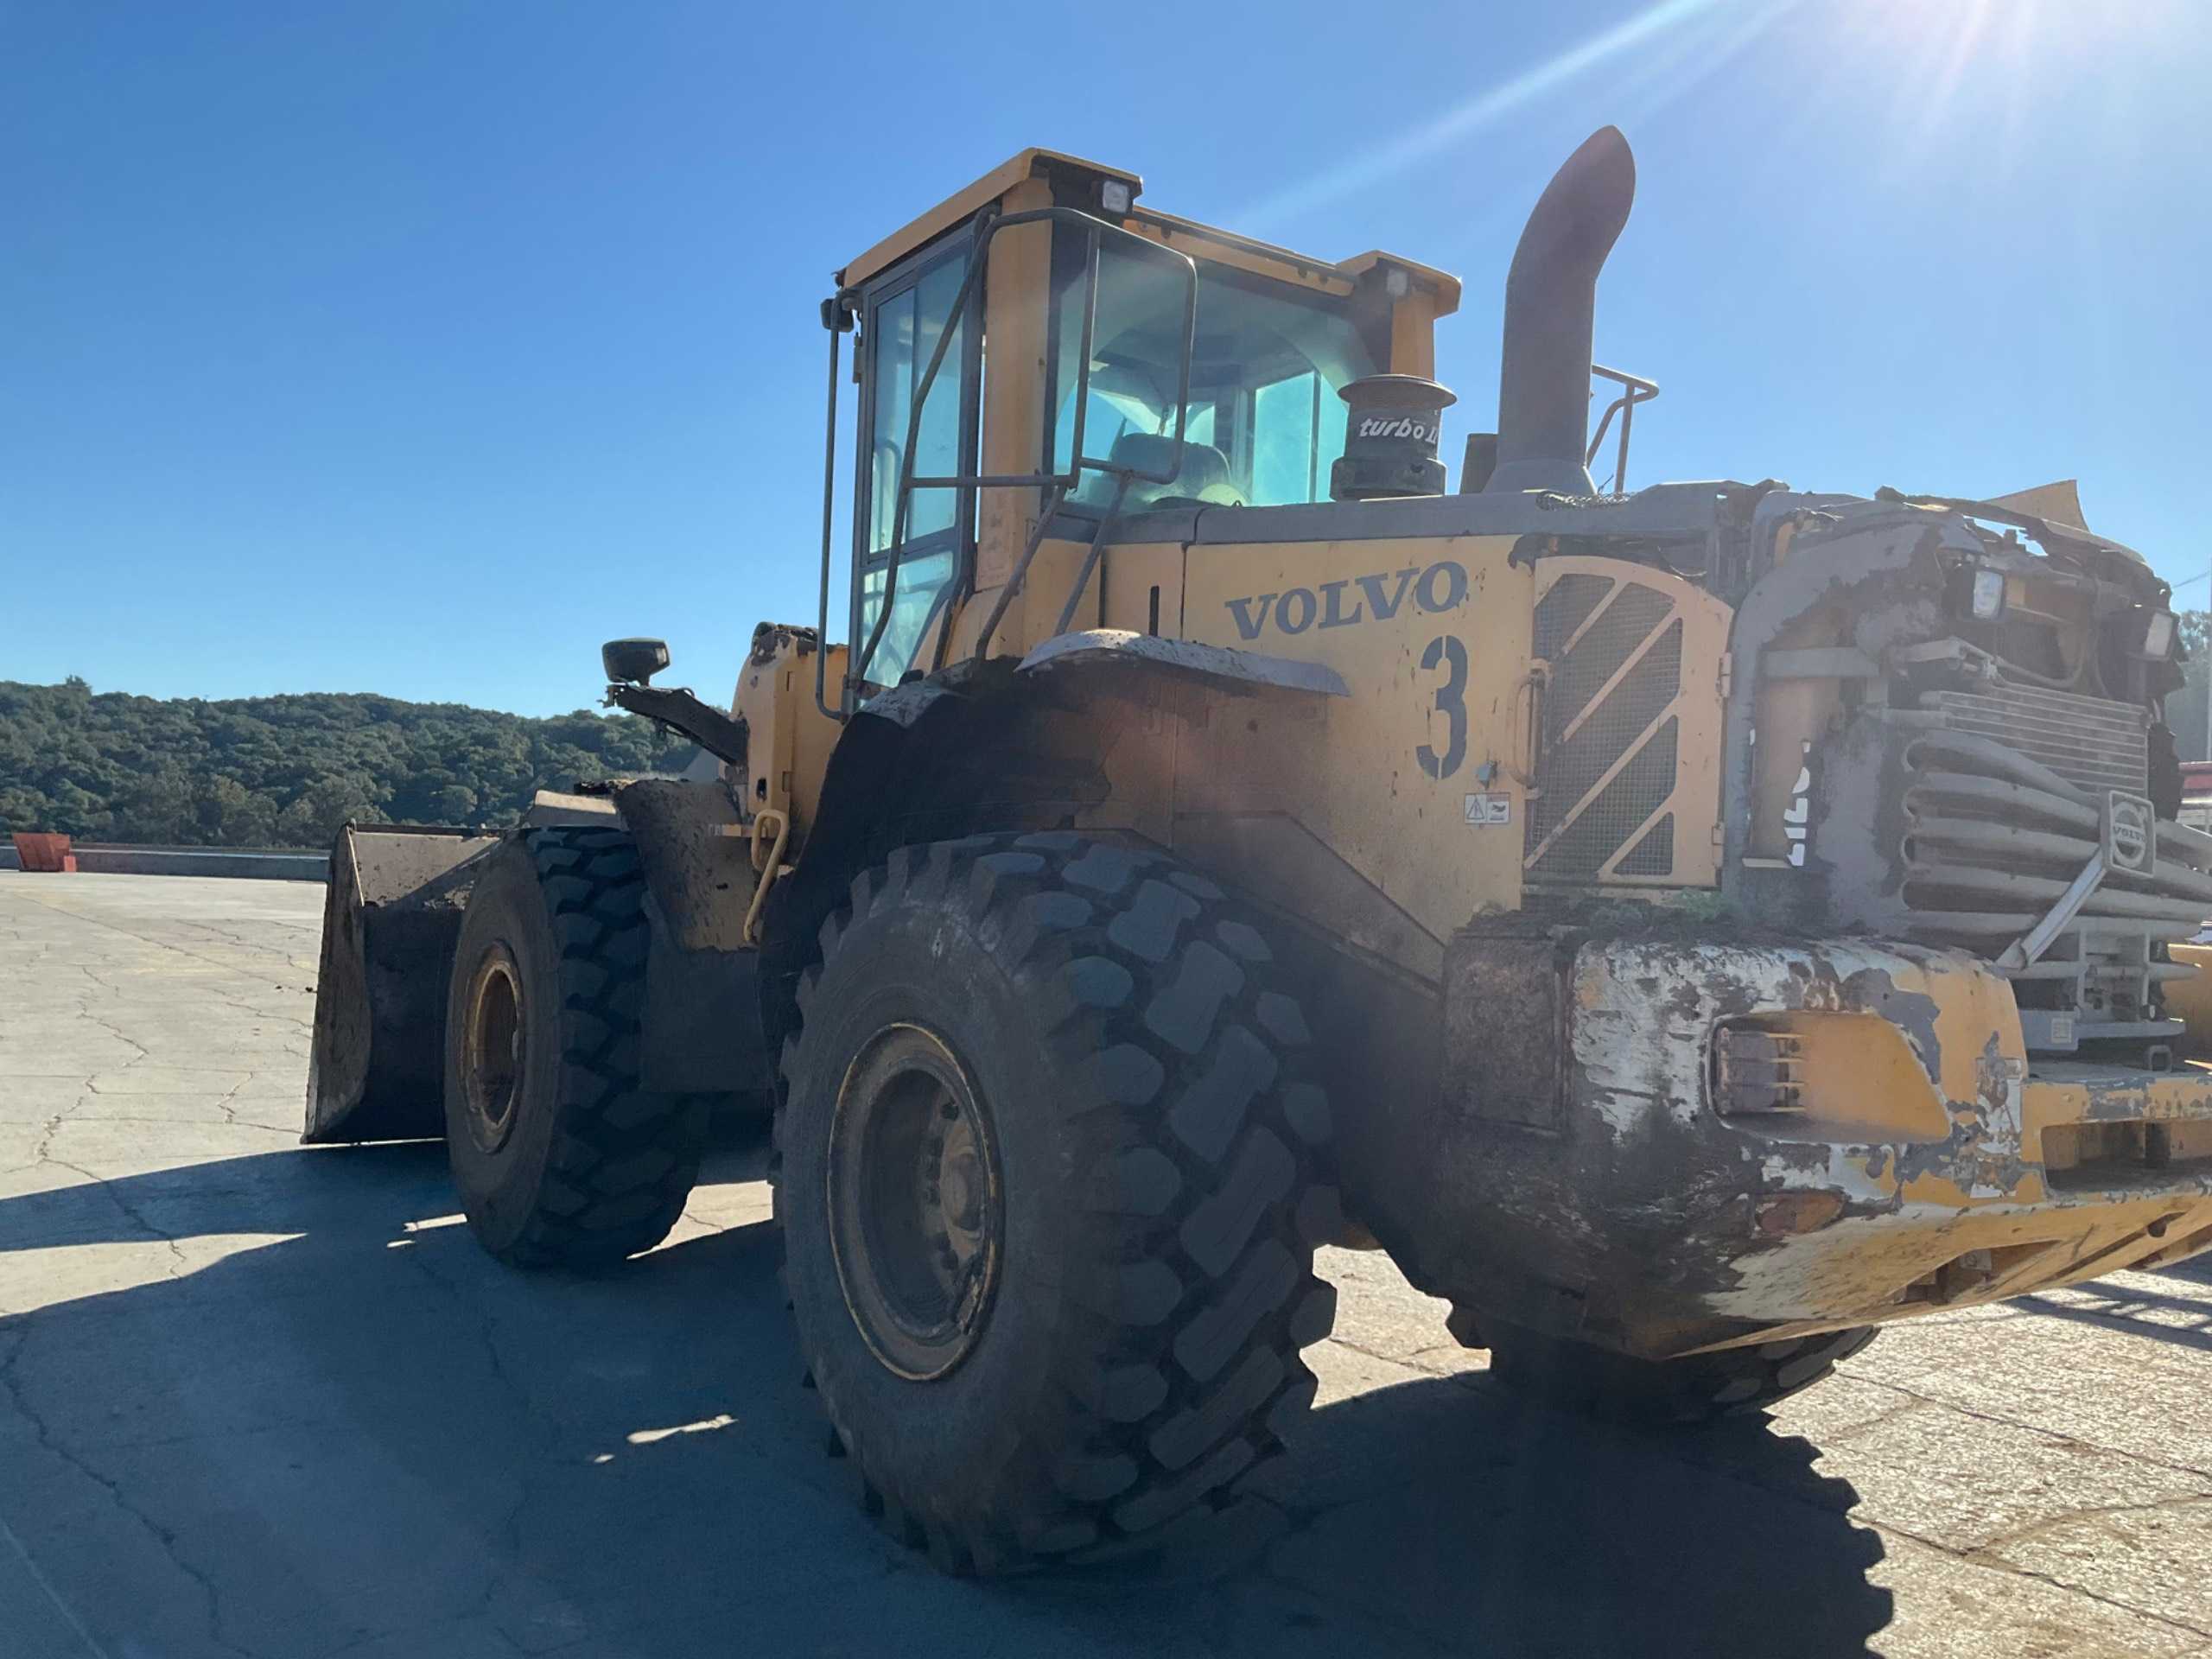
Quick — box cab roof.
[836,147,1460,316]
[837,149,1137,289]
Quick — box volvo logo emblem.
[2106,791,2153,874]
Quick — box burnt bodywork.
[1729,498,2200,1058]
[1278,480,2210,1356]
[1415,925,2212,1357]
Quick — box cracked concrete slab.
[83,1066,260,1096]
[1866,1532,2208,1658]
[3,1070,65,1124]
[1781,1377,2212,1552]
[1311,1245,1491,1380]
[0,1083,99,1123]
[1832,1296,2212,1481]
[61,1093,251,1126]
[0,1036,143,1076]
[3,871,2210,1657]
[1979,1497,2212,1639]
[42,1118,301,1169]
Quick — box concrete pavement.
[2,870,2209,1656]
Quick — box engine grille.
[1885,697,2210,1052]
[1921,683,2149,797]
[1525,572,1684,881]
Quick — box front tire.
[777,833,1339,1573]
[443,827,712,1268]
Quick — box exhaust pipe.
[1484,126,1637,495]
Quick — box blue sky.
[5,0,2208,716]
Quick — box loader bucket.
[304,824,501,1144]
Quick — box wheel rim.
[461,945,525,1155]
[825,1022,1004,1382]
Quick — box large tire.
[442,826,712,1268]
[775,832,1338,1573]
[1476,1319,1878,1425]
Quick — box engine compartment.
[1718,489,2194,1064]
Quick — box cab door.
[849,241,979,693]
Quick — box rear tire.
[1476,1319,1878,1425]
[776,833,1339,1573]
[443,827,712,1268]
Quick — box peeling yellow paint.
[1567,933,2212,1348]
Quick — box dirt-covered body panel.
[1404,929,2212,1358]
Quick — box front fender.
[1017,628,1351,702]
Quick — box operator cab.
[819,149,1461,702]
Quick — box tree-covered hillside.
[10,607,2211,850]
[0,679,694,848]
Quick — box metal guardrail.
[0,842,329,881]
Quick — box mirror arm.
[605,683,750,771]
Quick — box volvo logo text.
[1223,561,1469,641]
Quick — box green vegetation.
[0,678,695,848]
[9,606,2207,850]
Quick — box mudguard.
[1017,628,1350,700]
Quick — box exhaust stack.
[1484,127,1637,495]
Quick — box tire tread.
[1476,1319,1878,1425]
[775,832,1338,1573]
[490,826,711,1269]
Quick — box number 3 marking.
[1419,634,1467,779]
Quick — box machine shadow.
[0,1140,1889,1658]
[2015,1278,2212,1352]
[2150,1249,2212,1287]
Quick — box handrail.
[1585,363,1658,493]
[969,482,1071,665]
[1051,472,1134,639]
[815,293,854,722]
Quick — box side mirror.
[601,638,671,686]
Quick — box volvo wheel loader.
[307,129,2212,1573]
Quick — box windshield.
[1051,247,1376,513]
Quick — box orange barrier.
[11,833,77,874]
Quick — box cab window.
[855,245,973,687]
[1049,249,1373,513]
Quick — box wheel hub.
[460,946,525,1155]
[827,1022,1003,1381]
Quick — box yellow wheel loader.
[308,129,2212,1572]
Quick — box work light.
[1969,567,2006,620]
